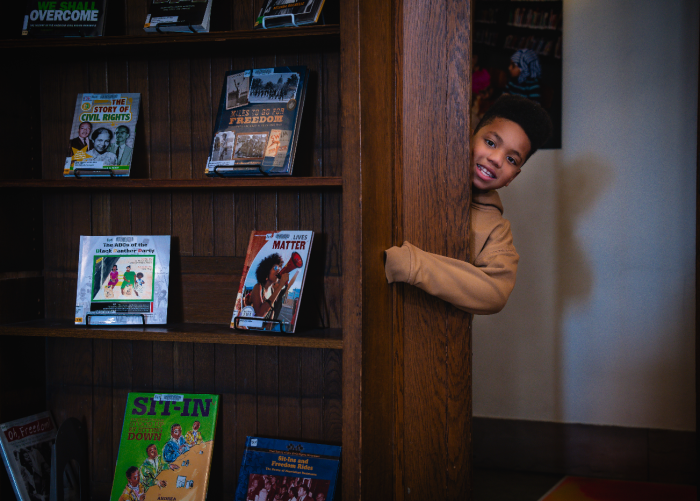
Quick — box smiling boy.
[384,95,552,314]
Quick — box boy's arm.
[384,240,518,315]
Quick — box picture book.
[206,66,308,177]
[75,235,171,325]
[254,0,326,29]
[64,93,141,178]
[0,412,57,501]
[22,0,107,37]
[144,0,212,33]
[110,393,219,501]
[234,437,341,501]
[232,231,313,333]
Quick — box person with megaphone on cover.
[250,252,301,325]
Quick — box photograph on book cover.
[65,93,141,177]
[244,474,330,501]
[248,71,300,104]
[227,71,250,109]
[472,0,562,148]
[234,132,269,162]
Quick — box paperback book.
[231,230,313,333]
[110,393,219,501]
[22,0,107,37]
[234,437,341,501]
[144,0,212,33]
[206,66,308,177]
[254,0,326,29]
[75,235,171,325]
[65,93,141,178]
[0,412,57,501]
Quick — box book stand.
[50,418,89,501]
[211,164,272,177]
[73,168,117,178]
[155,21,198,34]
[85,312,147,325]
[262,13,299,29]
[233,316,290,333]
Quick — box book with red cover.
[231,231,314,333]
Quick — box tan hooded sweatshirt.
[384,189,518,315]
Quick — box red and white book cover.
[231,231,313,333]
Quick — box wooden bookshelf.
[0,177,343,190]
[0,320,342,349]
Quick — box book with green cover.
[109,393,219,501]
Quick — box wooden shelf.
[0,25,340,51]
[0,177,343,190]
[0,319,343,349]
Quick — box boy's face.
[471,118,530,191]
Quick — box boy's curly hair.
[255,253,283,285]
[475,95,552,160]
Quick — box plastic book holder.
[85,313,147,325]
[155,21,197,34]
[211,164,272,177]
[262,13,298,28]
[73,168,117,178]
[233,316,290,333]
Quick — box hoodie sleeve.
[384,225,518,315]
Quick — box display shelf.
[0,177,343,190]
[0,24,340,51]
[0,319,343,349]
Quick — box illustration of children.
[134,272,145,297]
[105,265,119,298]
[121,265,135,296]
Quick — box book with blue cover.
[235,437,341,501]
[206,66,308,177]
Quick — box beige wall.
[473,0,698,431]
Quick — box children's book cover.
[144,0,212,33]
[231,231,313,333]
[206,66,307,177]
[254,0,326,29]
[110,393,219,501]
[22,0,107,37]
[0,412,57,501]
[75,235,170,325]
[234,437,341,501]
[64,93,141,178]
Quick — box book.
[109,393,219,501]
[0,412,57,501]
[206,66,308,177]
[254,0,326,29]
[231,231,313,333]
[234,437,341,501]
[21,0,107,37]
[64,93,141,178]
[74,235,171,325]
[144,0,212,33]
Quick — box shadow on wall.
[552,153,611,420]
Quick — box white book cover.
[0,412,56,501]
[75,235,171,325]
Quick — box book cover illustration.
[0,412,56,501]
[110,393,219,501]
[254,0,326,29]
[231,231,313,333]
[206,66,308,177]
[75,235,170,325]
[64,93,141,178]
[234,437,341,501]
[144,0,212,33]
[22,0,107,37]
